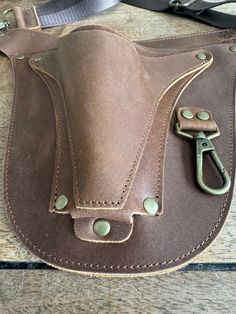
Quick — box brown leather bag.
[1,26,235,275]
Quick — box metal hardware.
[0,21,9,31]
[1,7,40,31]
[0,8,13,31]
[32,56,42,62]
[169,0,197,9]
[182,110,193,119]
[31,6,41,30]
[143,197,159,215]
[229,46,236,53]
[16,55,25,60]
[55,195,68,210]
[93,219,111,237]
[196,111,210,121]
[176,124,231,196]
[196,52,207,61]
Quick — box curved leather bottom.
[1,26,235,275]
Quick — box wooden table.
[0,1,236,313]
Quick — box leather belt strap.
[36,0,120,28]
[123,0,236,28]
[2,0,236,30]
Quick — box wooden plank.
[0,270,235,313]
[0,1,236,263]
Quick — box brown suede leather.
[1,26,235,275]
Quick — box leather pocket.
[29,28,212,242]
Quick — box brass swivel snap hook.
[0,8,13,31]
[176,123,231,196]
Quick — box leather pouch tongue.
[29,28,212,242]
[56,30,156,210]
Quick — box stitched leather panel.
[177,107,217,132]
[1,27,235,274]
[28,29,211,242]
[30,29,211,211]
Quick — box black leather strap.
[32,0,236,29]
[176,7,236,29]
[123,0,236,28]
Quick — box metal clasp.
[169,0,197,9]
[0,8,13,31]
[176,124,231,196]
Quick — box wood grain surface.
[0,270,235,313]
[0,1,236,264]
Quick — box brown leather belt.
[0,25,235,275]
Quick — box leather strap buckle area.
[0,8,13,31]
[167,0,236,28]
[2,0,236,31]
[169,0,198,9]
[1,6,41,31]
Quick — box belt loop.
[0,6,41,31]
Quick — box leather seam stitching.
[8,28,56,38]
[76,60,206,205]
[156,77,191,199]
[137,29,235,44]
[53,92,62,205]
[0,28,234,58]
[4,50,234,270]
[58,82,81,203]
[34,71,63,207]
[29,65,80,208]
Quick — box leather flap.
[32,29,161,211]
[177,106,217,132]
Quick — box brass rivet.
[32,56,42,62]
[55,195,68,210]
[196,52,207,61]
[181,110,193,119]
[229,46,236,53]
[16,55,25,60]
[143,197,159,216]
[93,219,111,237]
[196,111,210,121]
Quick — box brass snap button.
[229,46,236,53]
[143,197,159,216]
[16,55,25,60]
[93,219,111,237]
[196,111,210,121]
[196,52,207,61]
[181,110,193,119]
[32,56,42,62]
[55,195,68,210]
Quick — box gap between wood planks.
[0,262,236,271]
